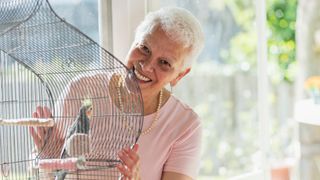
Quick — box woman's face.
[126,27,190,97]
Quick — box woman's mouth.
[134,69,152,82]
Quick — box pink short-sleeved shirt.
[138,95,202,180]
[48,74,201,179]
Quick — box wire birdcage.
[0,0,143,179]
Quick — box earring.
[170,84,173,94]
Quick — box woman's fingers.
[36,106,52,118]
[132,144,139,152]
[117,164,132,178]
[30,111,42,147]
[37,127,46,139]
[117,144,140,179]
[36,106,45,117]
[124,144,139,168]
[29,127,41,148]
[30,106,52,150]
[32,111,38,119]
[124,149,139,168]
[43,106,52,118]
[119,149,139,170]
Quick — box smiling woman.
[116,7,205,180]
[126,27,193,116]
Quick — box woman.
[30,7,204,180]
[117,7,204,180]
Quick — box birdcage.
[0,0,143,179]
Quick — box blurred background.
[25,0,320,179]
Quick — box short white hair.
[134,7,204,69]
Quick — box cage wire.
[0,0,144,179]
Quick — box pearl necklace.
[117,76,163,135]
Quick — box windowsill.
[294,99,320,126]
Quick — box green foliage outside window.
[267,0,297,83]
[221,0,297,83]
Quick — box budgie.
[55,99,93,180]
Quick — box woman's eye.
[139,45,150,55]
[159,59,171,67]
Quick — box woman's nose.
[140,59,154,72]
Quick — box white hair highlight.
[134,7,204,68]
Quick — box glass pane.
[148,0,259,179]
[50,0,99,42]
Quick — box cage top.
[0,0,143,118]
[0,0,43,35]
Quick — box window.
[147,0,266,179]
[50,0,99,42]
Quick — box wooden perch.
[38,157,86,170]
[0,118,54,127]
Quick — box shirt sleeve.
[163,117,202,179]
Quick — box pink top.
[138,95,202,180]
[40,73,201,179]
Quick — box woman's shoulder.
[163,95,201,124]
[168,95,198,114]
[161,95,202,143]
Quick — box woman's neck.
[143,89,171,116]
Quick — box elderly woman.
[30,7,204,180]
[116,7,204,180]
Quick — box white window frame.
[255,0,271,178]
[99,0,147,62]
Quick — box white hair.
[134,7,204,69]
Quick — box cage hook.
[1,162,10,177]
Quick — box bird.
[55,99,93,180]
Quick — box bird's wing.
[66,119,78,139]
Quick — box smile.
[134,69,151,82]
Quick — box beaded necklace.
[117,77,163,135]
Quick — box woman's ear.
[170,68,191,87]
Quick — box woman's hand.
[117,144,141,180]
[29,106,52,151]
[29,106,63,158]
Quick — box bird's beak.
[86,106,93,119]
